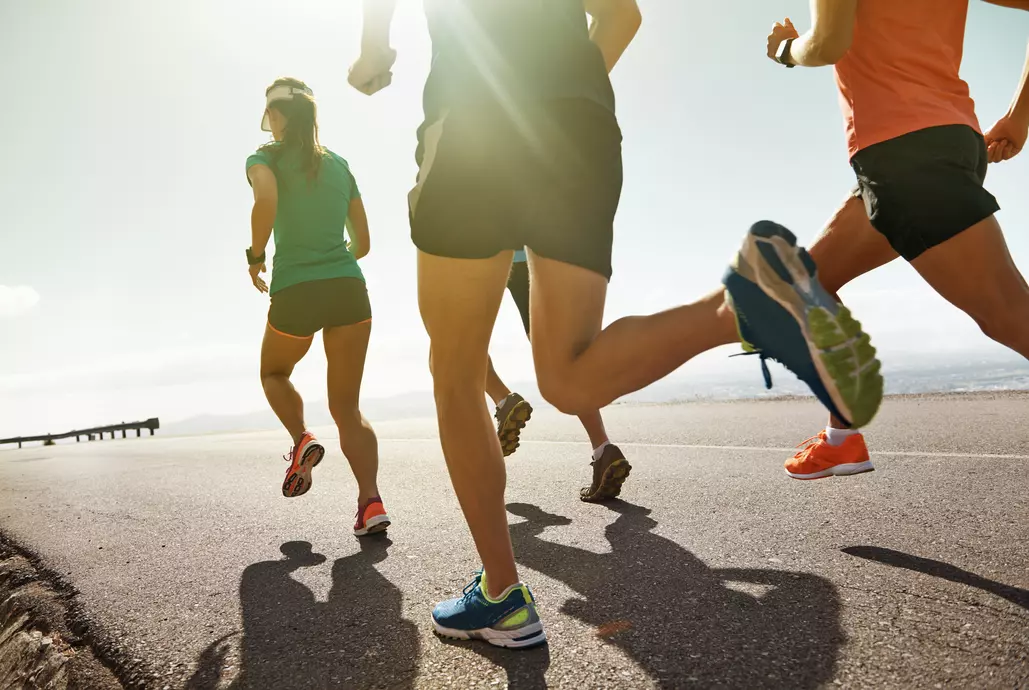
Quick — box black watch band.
[246,247,266,266]
[778,38,796,68]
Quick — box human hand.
[249,263,268,293]
[984,113,1028,163]
[348,47,398,95]
[767,17,799,62]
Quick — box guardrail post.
[2,417,159,448]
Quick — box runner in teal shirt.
[244,77,390,538]
[245,145,364,295]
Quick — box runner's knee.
[329,400,361,429]
[430,348,486,402]
[974,305,1029,347]
[537,371,593,416]
[259,367,289,383]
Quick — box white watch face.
[778,41,792,65]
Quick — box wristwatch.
[246,247,266,266]
[776,38,796,68]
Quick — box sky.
[1,0,1028,438]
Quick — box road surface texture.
[1,393,1027,689]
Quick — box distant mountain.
[161,408,286,437]
[162,389,444,437]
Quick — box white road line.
[383,438,1029,461]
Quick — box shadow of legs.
[186,536,420,689]
[843,545,1029,610]
[508,501,844,689]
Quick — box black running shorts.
[409,99,623,280]
[507,261,531,337]
[851,124,1000,261]
[267,277,372,339]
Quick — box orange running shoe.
[281,431,325,498]
[354,497,391,537]
[786,431,874,480]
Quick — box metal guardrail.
[0,418,160,449]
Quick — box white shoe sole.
[786,460,875,480]
[354,513,391,537]
[432,618,547,649]
[282,442,325,498]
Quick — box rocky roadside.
[0,536,124,690]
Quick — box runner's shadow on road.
[186,536,419,689]
[507,501,844,689]
[436,633,551,690]
[843,545,1029,610]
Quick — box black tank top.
[420,0,615,130]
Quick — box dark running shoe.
[495,393,533,458]
[580,444,631,503]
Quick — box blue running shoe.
[432,570,546,649]
[722,221,883,429]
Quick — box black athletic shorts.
[507,261,531,337]
[851,124,1000,261]
[267,277,371,339]
[409,99,623,280]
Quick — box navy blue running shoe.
[723,221,883,428]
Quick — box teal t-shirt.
[246,145,364,294]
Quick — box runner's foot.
[787,431,874,480]
[495,393,533,457]
[723,221,884,428]
[432,570,547,649]
[580,444,631,503]
[354,497,391,537]
[281,431,325,498]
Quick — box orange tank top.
[834,0,981,158]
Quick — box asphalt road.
[1,393,1027,689]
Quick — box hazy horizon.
[6,349,1026,441]
[2,1,1028,438]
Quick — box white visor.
[261,84,315,132]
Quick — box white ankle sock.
[824,426,860,447]
[592,441,611,462]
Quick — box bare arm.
[1009,39,1029,124]
[247,164,277,258]
[985,38,1029,162]
[360,0,397,52]
[245,163,277,293]
[349,0,398,95]
[768,0,858,68]
[346,197,371,261]
[584,0,642,73]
